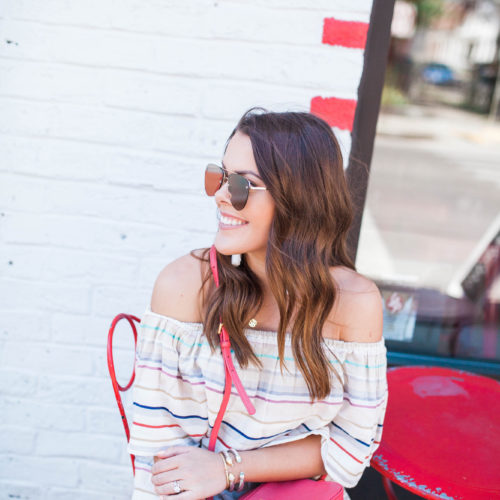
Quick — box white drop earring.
[231,254,242,267]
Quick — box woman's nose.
[214,180,232,206]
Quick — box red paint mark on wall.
[322,18,369,49]
[310,96,357,131]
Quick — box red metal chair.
[107,313,141,475]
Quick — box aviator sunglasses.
[204,163,267,210]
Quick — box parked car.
[421,62,455,85]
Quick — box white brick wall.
[0,1,373,497]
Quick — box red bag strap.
[207,246,328,483]
[208,246,256,452]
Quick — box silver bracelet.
[220,449,233,467]
[236,471,245,491]
[219,452,235,491]
[221,449,244,492]
[227,449,244,490]
[227,448,242,464]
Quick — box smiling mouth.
[220,214,248,226]
[217,210,249,228]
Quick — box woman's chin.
[213,232,248,256]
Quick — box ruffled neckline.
[143,307,386,354]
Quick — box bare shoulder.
[150,249,208,323]
[325,266,383,343]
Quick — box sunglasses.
[204,163,267,210]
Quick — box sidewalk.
[376,104,500,147]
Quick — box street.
[356,104,500,294]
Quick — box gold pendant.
[248,318,258,328]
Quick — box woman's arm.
[230,434,326,481]
[151,435,325,499]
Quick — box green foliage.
[381,84,409,109]
[408,0,445,27]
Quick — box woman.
[127,108,388,500]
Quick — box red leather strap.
[220,325,256,415]
[207,246,327,488]
[209,245,220,288]
[207,246,256,452]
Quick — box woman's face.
[213,131,275,259]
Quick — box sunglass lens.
[205,164,223,196]
[228,174,249,211]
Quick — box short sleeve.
[320,340,388,488]
[127,310,209,457]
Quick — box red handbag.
[208,245,344,500]
[241,479,343,499]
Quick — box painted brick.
[78,461,133,495]
[334,127,354,168]
[0,369,39,397]
[2,0,114,27]
[104,70,201,116]
[42,249,139,286]
[0,426,36,454]
[1,398,86,432]
[37,374,115,406]
[0,134,208,193]
[0,59,105,106]
[0,135,106,182]
[0,19,110,67]
[0,22,363,93]
[246,0,373,13]
[94,344,135,380]
[36,430,123,462]
[51,311,134,349]
[0,60,202,116]
[0,172,213,227]
[322,17,369,49]
[0,278,90,314]
[47,488,126,500]
[2,0,371,34]
[86,407,130,437]
[0,98,199,155]
[200,83,312,121]
[0,310,51,341]
[2,211,213,256]
[111,2,327,44]
[0,455,79,488]
[91,285,151,319]
[0,481,43,500]
[138,257,170,291]
[1,342,96,377]
[310,96,358,131]
[0,244,48,281]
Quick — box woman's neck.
[244,250,282,329]
[244,250,271,294]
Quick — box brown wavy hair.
[193,107,355,400]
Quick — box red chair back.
[107,313,140,475]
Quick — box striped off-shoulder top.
[127,307,388,500]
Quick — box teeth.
[221,215,246,226]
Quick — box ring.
[172,480,182,494]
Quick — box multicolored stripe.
[128,309,388,496]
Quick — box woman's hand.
[151,446,227,500]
